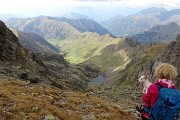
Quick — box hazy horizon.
[0,0,180,21]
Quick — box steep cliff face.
[157,35,180,88]
[0,20,49,82]
[0,20,19,61]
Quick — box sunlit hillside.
[111,43,168,87]
[0,80,137,120]
[51,33,121,63]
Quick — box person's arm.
[142,85,153,107]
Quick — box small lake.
[90,75,107,85]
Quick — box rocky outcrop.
[36,53,100,90]
[157,34,180,88]
[0,20,49,82]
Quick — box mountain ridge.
[11,29,59,53]
[5,15,110,40]
[138,7,166,15]
[48,16,110,35]
[131,22,180,45]
[106,7,180,37]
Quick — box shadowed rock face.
[0,21,18,61]
[11,30,60,53]
[157,34,180,88]
[0,20,49,82]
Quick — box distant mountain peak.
[138,7,167,15]
[163,22,179,28]
[105,7,180,37]
[132,22,180,45]
[61,12,92,20]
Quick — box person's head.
[155,63,177,80]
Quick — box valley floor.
[0,79,139,120]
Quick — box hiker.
[141,63,178,120]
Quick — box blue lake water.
[91,75,107,85]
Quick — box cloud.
[0,0,180,17]
[125,0,180,8]
[73,0,122,1]
[71,0,180,8]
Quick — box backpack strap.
[143,106,152,113]
[148,83,163,108]
[155,83,164,90]
[156,83,176,90]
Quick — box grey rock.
[81,113,96,120]
[27,74,40,83]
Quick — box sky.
[0,0,180,21]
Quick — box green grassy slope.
[112,43,167,87]
[87,41,131,72]
[51,33,122,62]
[50,36,140,73]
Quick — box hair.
[154,63,178,80]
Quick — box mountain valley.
[1,6,180,120]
